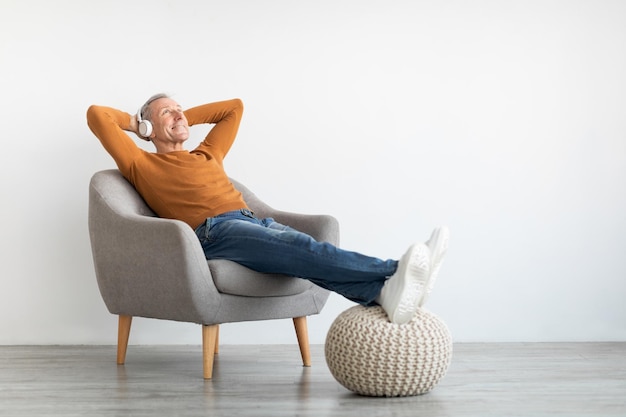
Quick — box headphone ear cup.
[138,119,153,137]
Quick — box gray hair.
[139,93,170,121]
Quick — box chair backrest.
[88,170,271,219]
[89,169,156,219]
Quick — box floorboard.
[0,343,624,416]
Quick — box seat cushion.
[207,260,313,297]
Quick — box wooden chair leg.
[202,324,219,379]
[293,316,311,367]
[117,315,132,365]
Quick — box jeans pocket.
[194,218,212,242]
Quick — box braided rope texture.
[324,305,452,397]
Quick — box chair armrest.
[89,205,221,324]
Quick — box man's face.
[148,98,189,144]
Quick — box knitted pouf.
[324,305,452,397]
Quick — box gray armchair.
[88,169,338,379]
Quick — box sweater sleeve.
[184,99,244,163]
[86,105,144,177]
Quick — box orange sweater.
[87,99,247,229]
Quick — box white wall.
[1,0,625,345]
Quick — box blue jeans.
[194,209,398,306]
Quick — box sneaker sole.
[388,243,430,324]
[419,226,450,307]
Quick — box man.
[87,94,449,325]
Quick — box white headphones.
[137,108,153,138]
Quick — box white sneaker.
[419,226,450,307]
[376,243,430,325]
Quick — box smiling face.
[147,97,190,151]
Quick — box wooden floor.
[1,343,625,416]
